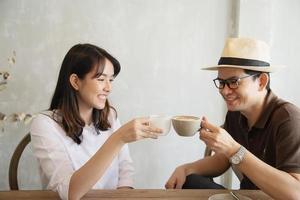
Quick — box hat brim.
[201,65,285,73]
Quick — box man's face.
[217,68,261,112]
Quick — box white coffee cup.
[149,115,171,136]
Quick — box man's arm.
[165,152,230,189]
[186,152,230,176]
[200,117,300,200]
[237,149,300,199]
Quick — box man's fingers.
[166,178,178,189]
[165,180,175,189]
[175,179,184,189]
[165,182,173,189]
[200,128,215,140]
[201,117,219,132]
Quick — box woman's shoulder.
[30,110,62,134]
[32,110,53,123]
[32,110,60,122]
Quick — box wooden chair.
[9,133,31,190]
[204,146,212,157]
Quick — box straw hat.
[202,37,283,72]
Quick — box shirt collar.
[254,90,279,128]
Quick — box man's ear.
[69,73,80,90]
[258,73,269,91]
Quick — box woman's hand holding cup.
[116,117,163,143]
[149,115,172,136]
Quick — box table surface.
[0,189,273,200]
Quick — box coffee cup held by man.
[165,37,300,199]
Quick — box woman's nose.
[104,80,111,92]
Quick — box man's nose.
[220,83,232,95]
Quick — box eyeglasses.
[213,74,260,89]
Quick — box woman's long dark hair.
[50,44,121,144]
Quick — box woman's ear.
[69,74,80,90]
[258,73,269,91]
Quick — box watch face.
[231,156,240,165]
[230,146,246,165]
[232,156,239,165]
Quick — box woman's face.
[76,58,115,111]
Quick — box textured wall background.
[0,0,229,190]
[1,0,299,191]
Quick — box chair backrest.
[9,133,31,190]
[204,146,212,157]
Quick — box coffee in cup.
[149,115,171,136]
[172,115,201,137]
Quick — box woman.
[30,44,162,200]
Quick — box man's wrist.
[182,163,194,176]
[227,143,241,158]
[229,145,247,165]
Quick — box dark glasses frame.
[213,73,260,89]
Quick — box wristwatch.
[229,146,246,165]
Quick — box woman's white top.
[30,111,134,200]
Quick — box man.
[165,38,300,199]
